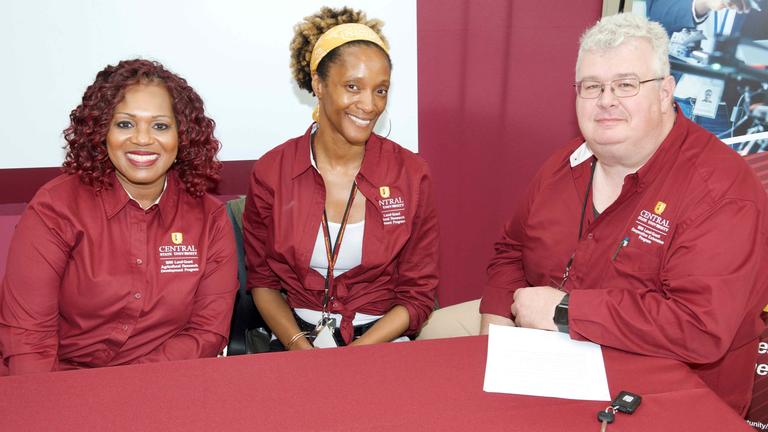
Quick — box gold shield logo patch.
[379,186,390,198]
[171,232,183,245]
[654,201,667,215]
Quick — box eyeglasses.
[574,77,664,99]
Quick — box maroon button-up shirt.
[481,109,768,414]
[243,126,439,343]
[0,172,237,374]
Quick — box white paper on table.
[483,324,611,401]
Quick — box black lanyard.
[561,159,596,288]
[311,137,358,316]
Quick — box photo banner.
[608,1,768,156]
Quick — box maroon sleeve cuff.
[394,297,432,336]
[7,352,58,375]
[479,284,514,319]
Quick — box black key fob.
[611,391,642,414]
[597,409,615,424]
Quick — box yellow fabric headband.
[310,23,389,73]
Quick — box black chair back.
[226,197,270,355]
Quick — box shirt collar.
[568,105,686,182]
[291,125,316,179]
[357,133,384,186]
[309,123,319,170]
[122,176,167,209]
[101,172,132,219]
[632,106,687,187]
[102,171,179,223]
[569,142,593,167]
[290,123,385,186]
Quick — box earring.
[312,104,320,123]
[378,112,392,138]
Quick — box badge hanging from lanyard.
[310,137,358,347]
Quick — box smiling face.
[312,43,391,147]
[575,38,675,167]
[106,82,178,199]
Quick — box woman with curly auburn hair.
[62,59,222,199]
[243,7,439,350]
[0,59,238,374]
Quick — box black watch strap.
[553,293,570,333]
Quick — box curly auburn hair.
[62,59,222,197]
[289,6,390,95]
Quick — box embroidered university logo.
[159,233,199,274]
[630,208,671,245]
[378,187,407,226]
[171,232,183,245]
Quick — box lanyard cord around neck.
[311,135,358,317]
[562,159,596,287]
[578,160,597,241]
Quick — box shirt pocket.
[610,243,662,277]
[600,244,663,293]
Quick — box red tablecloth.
[0,336,751,431]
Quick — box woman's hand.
[252,288,313,350]
[348,305,410,346]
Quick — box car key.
[597,407,615,432]
[597,391,641,431]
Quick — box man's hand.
[511,286,566,331]
[695,0,751,17]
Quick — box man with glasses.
[479,13,768,415]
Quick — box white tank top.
[309,220,364,277]
[304,220,380,328]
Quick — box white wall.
[0,0,418,169]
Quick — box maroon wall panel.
[417,0,601,305]
[0,167,62,204]
[0,161,253,204]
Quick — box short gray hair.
[576,13,670,78]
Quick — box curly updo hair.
[290,6,390,95]
[62,59,222,197]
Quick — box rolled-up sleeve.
[480,170,540,318]
[243,162,282,292]
[480,219,528,318]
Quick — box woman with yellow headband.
[243,7,439,350]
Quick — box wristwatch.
[553,293,570,333]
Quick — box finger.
[727,0,750,12]
[738,0,751,12]
[513,315,525,328]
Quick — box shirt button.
[136,258,143,265]
[587,233,594,239]
[134,292,142,300]
[122,324,128,331]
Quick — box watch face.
[554,304,569,326]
